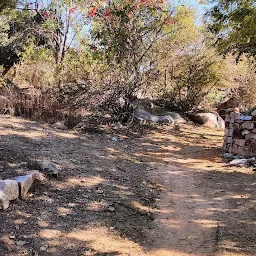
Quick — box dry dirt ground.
[0,115,255,256]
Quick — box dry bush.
[11,61,55,89]
[1,82,64,121]
[153,47,223,112]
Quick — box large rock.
[134,109,174,124]
[26,170,46,181]
[192,113,225,129]
[158,112,186,124]
[41,160,58,177]
[52,122,68,130]
[0,191,10,210]
[0,179,19,200]
[15,175,34,199]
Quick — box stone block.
[227,128,234,137]
[234,123,240,129]
[231,144,238,154]
[245,133,256,141]
[250,141,256,153]
[230,113,235,123]
[237,146,245,156]
[41,160,58,177]
[251,109,256,116]
[242,122,254,130]
[0,191,10,210]
[234,119,243,123]
[0,180,19,200]
[225,115,231,123]
[26,170,46,181]
[234,139,246,147]
[238,115,253,121]
[223,136,226,145]
[226,137,233,144]
[223,143,232,152]
[244,151,254,158]
[15,175,34,199]
[242,130,250,136]
[237,146,253,157]
[230,112,240,123]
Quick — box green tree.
[88,0,175,117]
[152,5,224,112]
[207,0,256,58]
[0,0,17,11]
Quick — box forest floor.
[0,114,256,256]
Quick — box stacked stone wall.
[223,109,256,157]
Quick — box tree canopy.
[207,0,256,58]
[1,0,256,119]
[0,0,17,11]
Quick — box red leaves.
[90,44,97,51]
[105,8,111,17]
[170,20,177,25]
[134,3,140,9]
[163,18,177,26]
[127,12,132,18]
[70,6,77,14]
[89,7,96,17]
[43,11,49,18]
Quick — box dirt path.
[146,165,218,256]
[0,115,256,256]
[142,129,256,256]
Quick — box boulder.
[229,157,255,167]
[15,175,34,198]
[223,153,234,159]
[192,113,225,129]
[0,179,19,200]
[134,109,152,123]
[157,115,174,124]
[158,112,186,124]
[134,109,174,124]
[251,109,256,116]
[26,170,46,181]
[41,160,58,177]
[0,191,10,210]
[52,122,68,130]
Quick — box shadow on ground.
[0,115,255,256]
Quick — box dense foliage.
[1,0,256,122]
[207,0,256,58]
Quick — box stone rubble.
[0,179,19,200]
[223,108,256,158]
[0,170,45,210]
[41,160,58,178]
[15,174,34,199]
[229,157,255,167]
